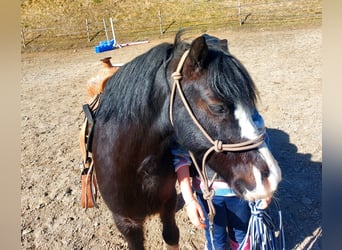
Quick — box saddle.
[79,57,120,208]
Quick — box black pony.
[92,31,281,249]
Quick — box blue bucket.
[94,39,115,53]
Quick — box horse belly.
[94,155,176,218]
[139,163,177,215]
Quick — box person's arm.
[176,165,206,229]
[176,165,195,205]
[171,140,206,229]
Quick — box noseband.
[169,49,266,226]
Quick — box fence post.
[109,17,117,45]
[103,18,109,41]
[237,0,242,25]
[158,9,163,36]
[85,18,90,43]
[21,27,26,48]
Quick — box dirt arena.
[21,26,322,249]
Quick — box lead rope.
[188,151,217,250]
[238,199,285,250]
[169,50,267,250]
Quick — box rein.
[169,49,266,248]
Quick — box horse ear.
[188,36,208,70]
[220,39,229,52]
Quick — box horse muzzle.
[243,145,282,201]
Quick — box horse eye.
[208,103,226,114]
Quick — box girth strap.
[79,94,100,209]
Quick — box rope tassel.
[239,199,286,250]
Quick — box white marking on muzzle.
[234,103,282,200]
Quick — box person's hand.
[185,199,206,229]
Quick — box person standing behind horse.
[172,109,270,250]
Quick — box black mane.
[206,49,258,109]
[96,42,176,124]
[96,31,257,125]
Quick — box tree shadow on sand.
[268,128,322,249]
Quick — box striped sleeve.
[170,141,192,172]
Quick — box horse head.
[169,34,281,201]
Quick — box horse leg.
[113,213,145,250]
[159,190,179,250]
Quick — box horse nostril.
[261,169,270,179]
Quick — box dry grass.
[21,0,322,52]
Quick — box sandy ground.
[21,26,322,249]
